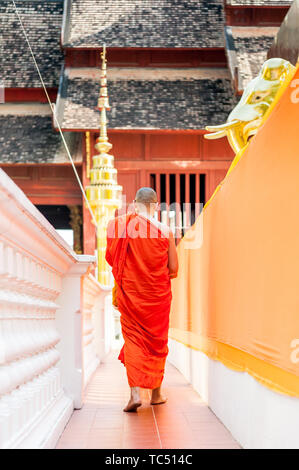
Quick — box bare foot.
[123,399,142,412]
[150,395,167,405]
[151,386,167,405]
[123,387,142,412]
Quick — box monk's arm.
[105,248,113,267]
[168,231,178,279]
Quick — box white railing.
[82,274,114,387]
[0,168,109,449]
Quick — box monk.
[105,187,178,412]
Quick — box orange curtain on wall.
[170,65,299,397]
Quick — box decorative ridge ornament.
[86,45,122,286]
[202,58,296,210]
[204,58,295,155]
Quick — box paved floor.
[56,351,241,449]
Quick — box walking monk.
[105,187,178,412]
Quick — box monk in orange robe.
[106,188,178,412]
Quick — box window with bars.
[150,173,205,239]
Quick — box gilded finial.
[100,43,106,68]
[98,44,110,111]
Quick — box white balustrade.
[82,274,113,387]
[0,169,96,449]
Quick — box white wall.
[0,169,96,448]
[168,338,299,449]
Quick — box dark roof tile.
[0,115,81,163]
[56,71,236,130]
[63,0,225,48]
[225,26,278,90]
[0,0,63,88]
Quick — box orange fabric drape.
[170,65,299,397]
[106,213,172,389]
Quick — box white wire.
[12,0,98,229]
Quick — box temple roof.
[0,110,81,164]
[0,0,63,88]
[62,0,225,48]
[225,0,291,5]
[225,26,278,91]
[55,68,236,130]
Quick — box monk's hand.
[112,282,118,307]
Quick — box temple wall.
[169,67,299,448]
[168,339,299,449]
[0,169,112,449]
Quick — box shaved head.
[135,187,157,206]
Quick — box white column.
[82,275,113,388]
[55,262,95,408]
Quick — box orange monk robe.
[105,213,172,389]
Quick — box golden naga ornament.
[204,58,295,154]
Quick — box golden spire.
[85,45,122,286]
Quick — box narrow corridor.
[56,351,240,449]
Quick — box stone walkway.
[56,351,241,449]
